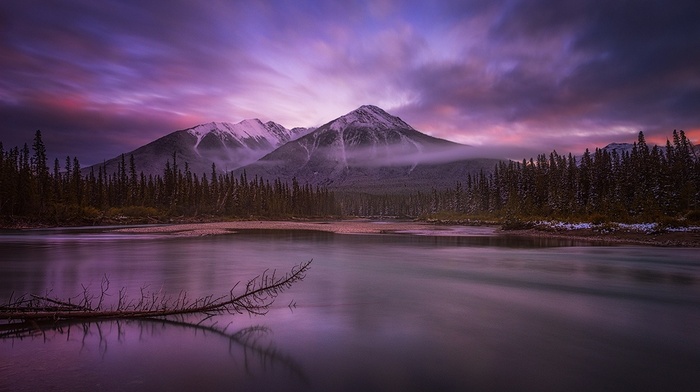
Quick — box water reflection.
[2,228,700,391]
[0,318,307,392]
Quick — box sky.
[1,0,699,165]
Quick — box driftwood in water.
[0,260,311,335]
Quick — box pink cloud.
[1,0,698,165]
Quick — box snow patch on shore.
[534,221,700,234]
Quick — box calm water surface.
[1,227,699,391]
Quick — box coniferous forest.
[341,130,700,224]
[1,130,698,226]
[0,131,339,225]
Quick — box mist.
[326,143,552,168]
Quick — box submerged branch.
[1,260,311,334]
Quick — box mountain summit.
[186,119,300,158]
[86,120,308,176]
[283,104,463,167]
[327,105,414,131]
[236,105,498,193]
[87,104,499,193]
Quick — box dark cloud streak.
[0,98,192,165]
[399,0,700,147]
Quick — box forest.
[1,130,698,226]
[0,131,339,225]
[342,130,700,225]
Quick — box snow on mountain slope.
[328,104,414,131]
[85,104,496,194]
[602,142,634,155]
[187,119,299,151]
[86,119,308,177]
[235,105,499,193]
[287,105,466,169]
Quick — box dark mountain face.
[236,105,500,193]
[85,120,308,177]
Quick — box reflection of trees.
[1,318,309,384]
[158,318,309,383]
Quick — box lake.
[1,227,699,391]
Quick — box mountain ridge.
[85,104,500,194]
[85,119,309,176]
[234,105,499,193]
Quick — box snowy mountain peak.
[602,143,634,155]
[328,105,414,132]
[186,119,296,150]
[89,104,473,181]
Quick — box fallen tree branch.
[1,260,311,332]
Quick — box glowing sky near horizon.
[1,0,699,165]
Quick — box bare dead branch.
[29,294,90,311]
[0,260,311,335]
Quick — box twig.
[29,294,90,311]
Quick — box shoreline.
[109,219,700,247]
[498,227,700,247]
[111,219,492,237]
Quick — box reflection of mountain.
[236,105,501,193]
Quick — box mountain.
[87,120,309,177]
[235,105,500,193]
[602,142,700,157]
[602,142,634,155]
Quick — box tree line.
[341,130,700,223]
[2,129,698,226]
[0,131,339,225]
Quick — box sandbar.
[110,219,700,247]
[111,219,497,237]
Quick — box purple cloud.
[1,0,698,165]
